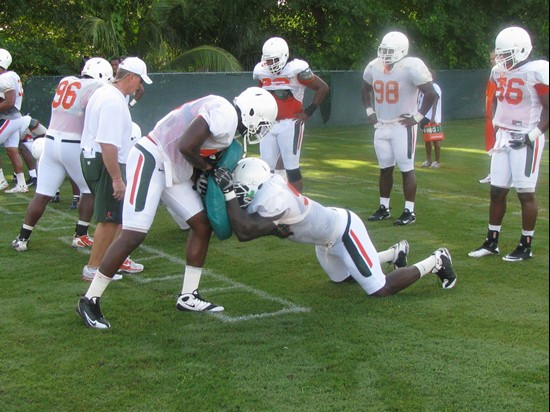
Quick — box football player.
[253,37,329,193]
[362,31,437,225]
[212,157,457,297]
[75,87,278,329]
[0,48,36,193]
[12,58,113,254]
[469,27,548,262]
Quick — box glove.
[271,224,293,238]
[508,132,532,150]
[212,167,234,194]
[195,172,208,196]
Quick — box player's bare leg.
[98,229,146,277]
[379,166,394,198]
[489,186,508,226]
[401,170,416,203]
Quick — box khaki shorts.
[80,152,126,224]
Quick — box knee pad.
[286,168,302,183]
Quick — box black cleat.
[394,208,416,226]
[368,205,390,221]
[502,244,532,262]
[76,296,111,329]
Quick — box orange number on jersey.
[52,80,82,110]
[261,77,291,87]
[373,80,399,104]
[496,77,524,105]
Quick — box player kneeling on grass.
[76,87,278,329]
[212,157,457,297]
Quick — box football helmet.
[494,27,532,70]
[81,57,113,82]
[233,157,272,207]
[234,87,278,146]
[262,37,289,75]
[378,32,409,65]
[0,48,12,70]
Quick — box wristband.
[528,127,543,142]
[129,99,138,107]
[366,107,375,117]
[303,103,318,117]
[413,113,425,123]
[224,190,236,201]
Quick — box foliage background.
[1,0,549,80]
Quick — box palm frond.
[167,45,243,72]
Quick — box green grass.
[1,118,548,411]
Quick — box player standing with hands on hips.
[469,27,548,261]
[253,37,329,193]
[362,31,437,225]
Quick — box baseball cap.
[119,57,152,84]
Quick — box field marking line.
[6,195,311,323]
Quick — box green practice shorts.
[80,152,126,224]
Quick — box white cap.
[119,57,152,84]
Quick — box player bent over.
[213,158,457,297]
[76,88,278,329]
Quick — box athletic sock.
[413,255,437,277]
[181,265,203,294]
[75,221,90,237]
[20,224,34,240]
[85,271,112,299]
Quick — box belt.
[46,135,80,143]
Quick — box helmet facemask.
[261,37,289,75]
[232,157,272,208]
[377,32,409,65]
[494,27,532,71]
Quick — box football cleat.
[26,176,37,187]
[430,161,441,169]
[502,245,532,262]
[118,257,144,274]
[479,174,491,184]
[420,160,432,167]
[69,196,80,210]
[0,180,9,191]
[368,205,390,221]
[12,236,29,252]
[72,234,94,248]
[391,240,409,269]
[76,296,111,329]
[432,248,457,289]
[176,290,224,312]
[5,184,29,194]
[82,265,122,282]
[51,192,60,203]
[394,208,416,226]
[468,241,499,258]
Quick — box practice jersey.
[47,76,105,141]
[491,60,549,132]
[148,95,238,183]
[248,174,341,245]
[81,84,133,163]
[253,59,314,120]
[0,70,24,119]
[363,57,432,122]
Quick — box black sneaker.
[176,290,224,312]
[10,172,17,184]
[26,177,37,187]
[391,240,409,269]
[76,296,111,329]
[51,191,60,203]
[502,244,532,262]
[368,205,390,221]
[394,208,416,225]
[468,240,499,258]
[432,248,457,289]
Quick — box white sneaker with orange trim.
[118,257,144,274]
[72,234,94,248]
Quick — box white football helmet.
[233,157,272,207]
[0,48,12,70]
[234,87,278,146]
[262,37,289,75]
[81,57,113,82]
[131,122,142,143]
[378,31,409,65]
[31,138,45,160]
[494,27,532,70]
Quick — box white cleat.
[82,265,122,282]
[5,184,29,194]
[0,180,9,191]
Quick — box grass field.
[1,118,548,411]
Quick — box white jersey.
[80,83,133,163]
[418,83,442,123]
[0,70,24,119]
[253,59,312,120]
[363,57,432,122]
[248,175,342,245]
[148,95,237,183]
[47,76,105,141]
[491,60,549,132]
